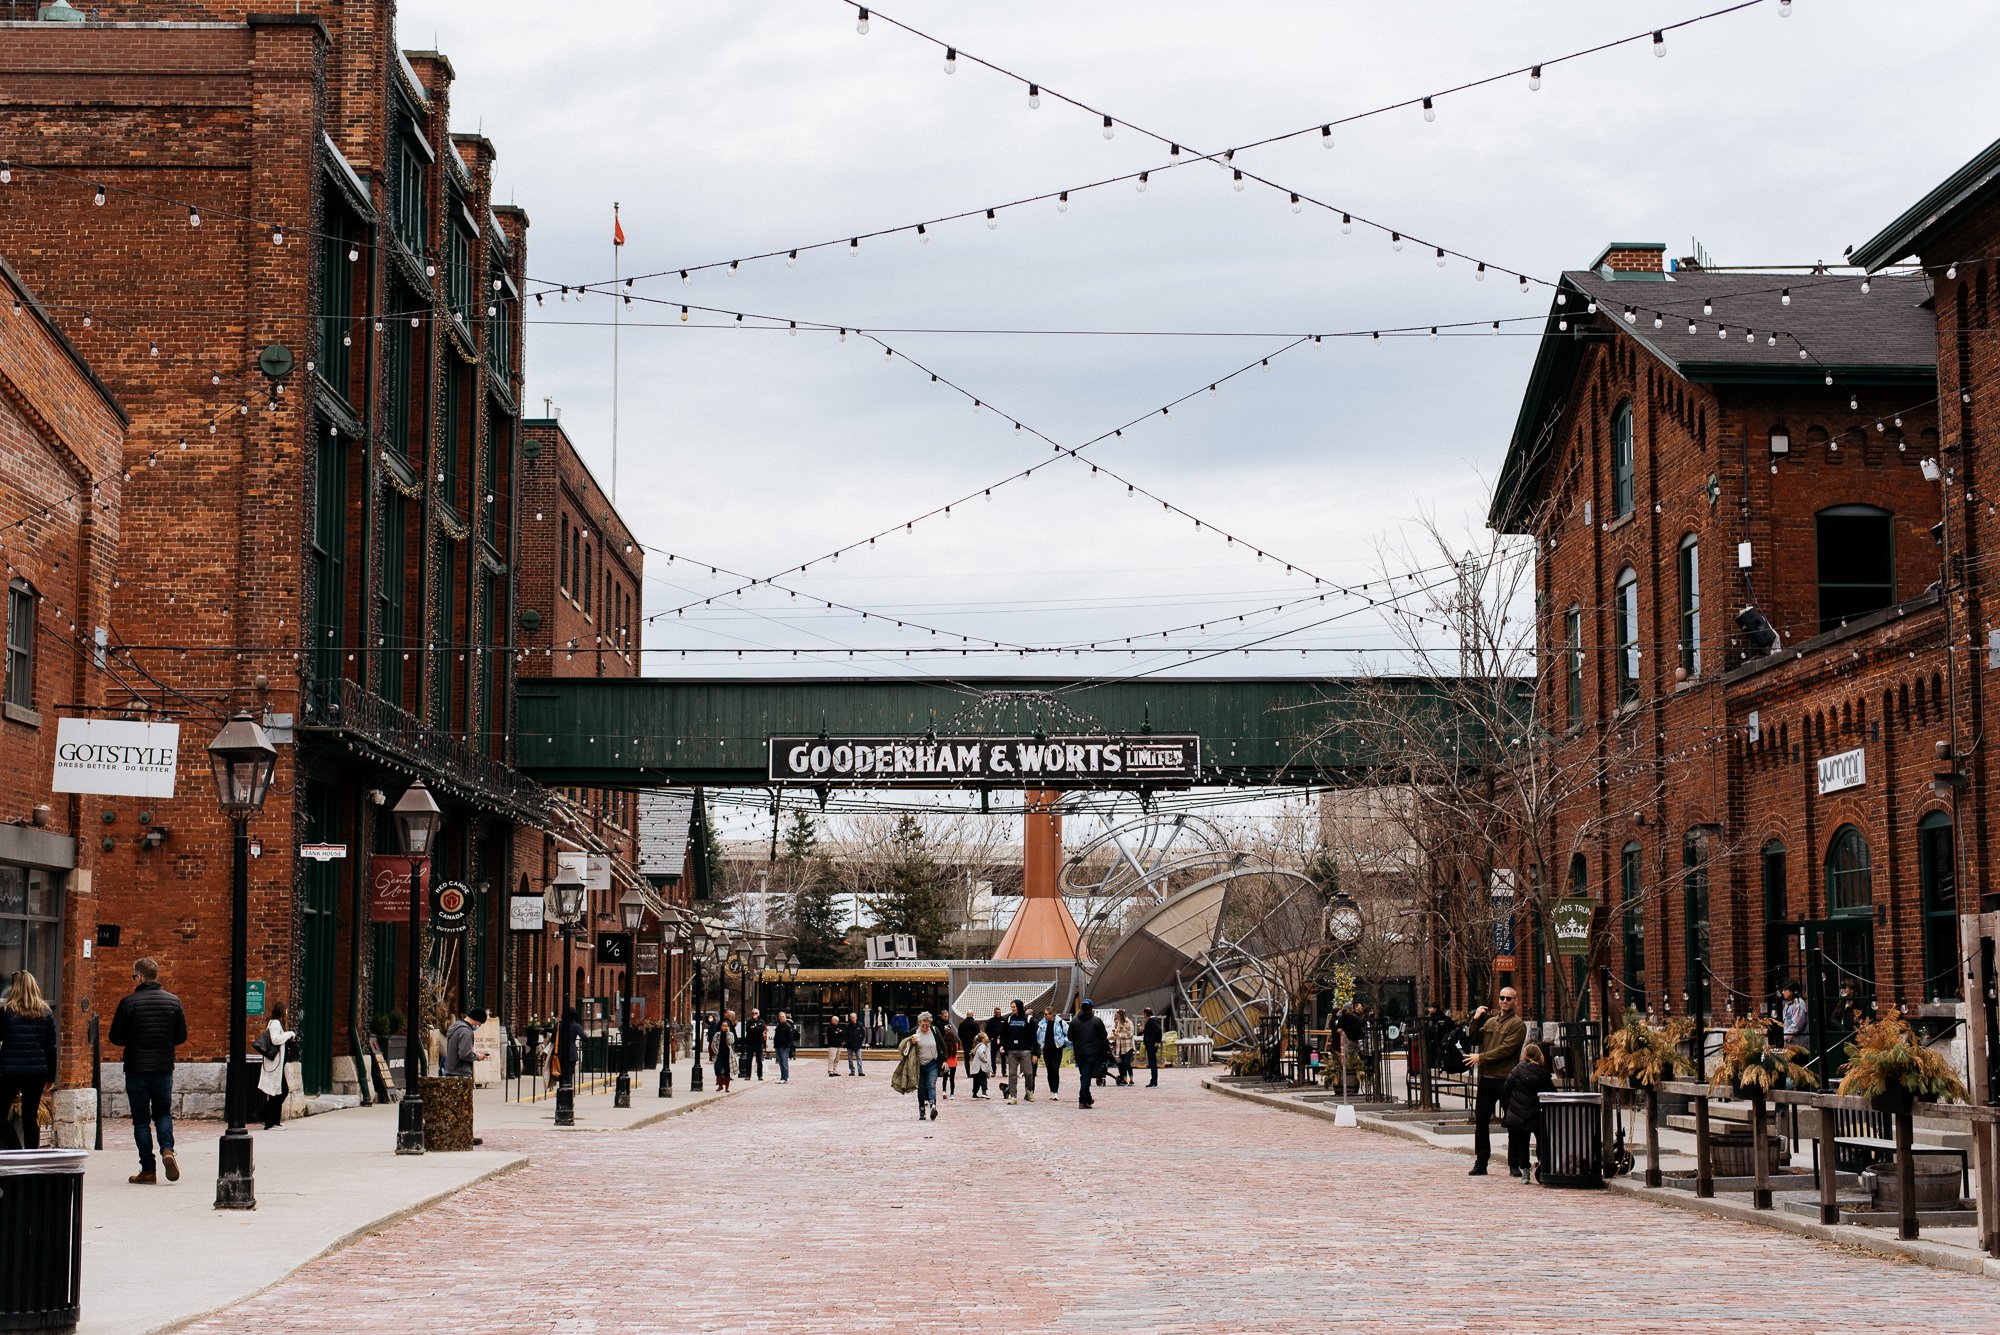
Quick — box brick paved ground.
[182,1070,1994,1333]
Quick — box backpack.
[1435,1024,1469,1074]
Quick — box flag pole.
[612,201,620,504]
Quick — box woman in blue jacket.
[1,970,59,1149]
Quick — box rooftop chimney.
[1590,242,1667,282]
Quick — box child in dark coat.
[1501,1042,1555,1183]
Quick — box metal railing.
[305,677,548,822]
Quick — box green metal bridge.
[514,675,1503,789]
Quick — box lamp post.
[786,954,801,1016]
[660,919,686,1098]
[206,711,277,1210]
[390,778,442,1155]
[548,863,586,1126]
[614,888,644,1108]
[688,932,711,1092]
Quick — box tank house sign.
[768,735,1202,787]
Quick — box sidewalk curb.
[149,1154,529,1335]
[1202,1078,2000,1283]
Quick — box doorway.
[1802,919,1875,1081]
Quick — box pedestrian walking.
[1780,982,1807,1051]
[1038,1007,1069,1101]
[1141,1007,1163,1087]
[1464,986,1525,1176]
[845,1010,866,1075]
[968,1031,992,1098]
[956,1008,980,1066]
[558,1006,584,1097]
[1000,1000,1037,1103]
[1111,1010,1136,1086]
[896,1012,943,1120]
[711,1010,735,1092]
[1070,999,1110,1110]
[0,970,58,1150]
[108,957,188,1183]
[254,1002,298,1129]
[826,1014,844,1077]
[1502,1042,1555,1183]
[937,1017,960,1099]
[745,1008,766,1081]
[773,1011,798,1083]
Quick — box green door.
[300,785,339,1094]
[1802,919,1874,1084]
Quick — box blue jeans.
[917,1059,939,1110]
[127,1070,175,1172]
[775,1048,792,1081]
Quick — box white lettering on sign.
[51,718,180,798]
[1817,746,1866,795]
[768,734,1199,785]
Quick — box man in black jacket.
[772,1012,797,1083]
[1070,1001,1110,1110]
[956,1009,980,1066]
[743,1008,766,1081]
[1000,1000,1038,1103]
[108,957,188,1184]
[1141,1007,1163,1087]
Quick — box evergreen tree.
[778,812,850,966]
[861,814,955,956]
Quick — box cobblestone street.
[179,1069,1996,1333]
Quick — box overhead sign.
[596,932,633,966]
[368,855,429,923]
[768,734,1201,787]
[1817,747,1866,795]
[509,894,544,932]
[431,880,471,935]
[557,851,612,891]
[636,941,660,976]
[51,718,180,798]
[1551,898,1595,958]
[300,843,347,862]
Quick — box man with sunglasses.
[1464,986,1525,1177]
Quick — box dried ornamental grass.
[1594,1013,1695,1087]
[1834,1010,1969,1104]
[1708,1020,1817,1094]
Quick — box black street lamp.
[391,778,442,1155]
[548,863,586,1126]
[687,931,710,1092]
[660,918,689,1099]
[614,888,645,1108]
[206,711,277,1210]
[786,953,801,1016]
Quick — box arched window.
[1565,605,1584,728]
[1620,842,1645,1010]
[1612,399,1635,518]
[1676,534,1701,678]
[1614,567,1640,707]
[1761,840,1788,998]
[1918,813,1959,1000]
[1816,504,1894,632]
[1824,825,1872,916]
[1683,831,1712,1021]
[4,579,34,711]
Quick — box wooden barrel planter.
[1709,1129,1786,1178]
[418,1075,475,1151]
[1864,1159,1960,1211]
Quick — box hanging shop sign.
[557,850,613,891]
[636,942,660,976]
[299,843,347,861]
[1550,898,1595,957]
[767,734,1202,786]
[1817,746,1866,796]
[431,880,470,935]
[509,894,545,932]
[368,855,429,923]
[596,932,632,966]
[51,718,181,798]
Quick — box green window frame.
[317,208,359,403]
[0,865,63,1011]
[1683,832,1711,1022]
[1816,505,1895,633]
[1677,534,1700,678]
[434,549,456,730]
[377,491,407,709]
[1620,841,1645,1010]
[5,580,33,710]
[1918,813,1959,1000]
[1615,567,1639,707]
[393,120,429,261]
[1612,399,1635,518]
[385,287,417,458]
[1565,604,1583,728]
[1824,824,1872,917]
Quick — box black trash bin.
[1538,1091,1604,1189]
[0,1148,85,1332]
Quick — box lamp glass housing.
[618,888,646,932]
[206,712,277,819]
[551,867,586,922]
[392,779,443,857]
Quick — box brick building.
[509,417,657,1036]
[1483,239,1962,1075]
[0,3,548,1111]
[1853,133,2000,1101]
[0,255,127,1143]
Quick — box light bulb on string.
[1341,214,1352,234]
[1529,65,1542,90]
[1320,125,1333,148]
[1687,319,1698,334]
[986,209,998,229]
[680,270,691,285]
[855,6,868,33]
[849,237,859,257]
[916,223,928,243]
[1057,191,1070,212]
[1780,0,1791,13]
[1435,247,1446,267]
[1390,232,1402,251]
[1102,115,1115,140]
[93,185,105,206]
[1290,193,1301,212]
[0,164,9,184]
[1702,299,1713,316]
[149,342,158,356]
[1232,170,1244,191]
[1476,263,1487,281]
[1137,172,1149,193]
[1652,30,1665,56]
[1717,325,1727,339]
[943,47,956,74]
[189,207,201,227]
[1422,96,1436,121]
[1518,275,1529,293]
[1653,313,1663,329]
[728,260,739,275]
[1860,278,1870,294]
[1027,84,1040,109]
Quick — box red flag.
[613,212,625,247]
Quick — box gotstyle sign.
[52,718,181,798]
[768,734,1201,787]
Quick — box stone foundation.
[51,1088,97,1149]
[96,1061,340,1121]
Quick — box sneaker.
[129,1170,157,1184]
[1468,1166,1488,1177]
[162,1150,180,1182]
[1006,1097,1017,1105]
[1025,1093,1035,1102]
[929,1106,938,1121]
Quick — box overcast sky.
[403,0,1996,696]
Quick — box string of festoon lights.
[573,0,1786,300]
